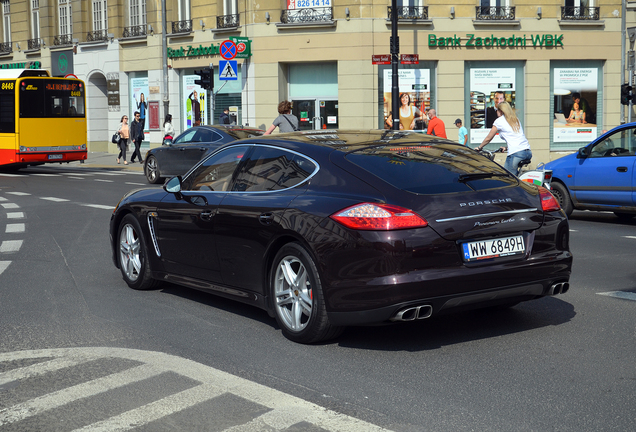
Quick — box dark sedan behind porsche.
[143,125,264,184]
[111,130,572,343]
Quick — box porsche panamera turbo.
[110,130,572,343]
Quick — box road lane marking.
[622,236,636,239]
[40,197,70,202]
[0,348,392,432]
[597,291,636,301]
[125,182,147,186]
[94,179,114,183]
[1,203,19,209]
[0,197,6,201]
[0,261,9,275]
[68,176,86,180]
[6,192,31,196]
[5,223,25,233]
[0,173,21,177]
[32,173,61,177]
[6,212,24,219]
[0,240,22,253]
[82,204,114,210]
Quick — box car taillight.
[330,203,428,230]
[538,186,560,212]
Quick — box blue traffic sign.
[219,60,238,81]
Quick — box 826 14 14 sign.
[287,0,331,9]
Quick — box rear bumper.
[326,272,571,326]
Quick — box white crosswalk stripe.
[0,348,391,432]
[0,240,22,253]
[5,223,25,233]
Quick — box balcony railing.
[387,6,429,20]
[281,7,333,24]
[54,34,73,46]
[87,30,108,42]
[123,25,147,38]
[475,6,516,21]
[172,20,192,34]
[561,6,600,20]
[0,42,11,53]
[217,14,240,29]
[27,38,42,50]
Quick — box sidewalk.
[67,151,145,173]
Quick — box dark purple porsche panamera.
[110,130,572,343]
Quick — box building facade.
[0,0,633,165]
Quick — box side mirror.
[164,176,182,195]
[577,147,589,158]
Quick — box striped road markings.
[0,196,24,276]
[0,347,392,432]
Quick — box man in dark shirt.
[485,91,505,129]
[219,108,230,124]
[129,111,144,164]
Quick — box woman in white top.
[476,102,532,176]
[163,114,175,144]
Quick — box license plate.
[48,154,63,160]
[462,235,525,261]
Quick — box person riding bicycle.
[475,102,532,176]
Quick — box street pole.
[162,0,169,120]
[390,0,400,130]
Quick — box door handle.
[617,167,628,172]
[179,147,186,151]
[200,147,207,151]
[200,211,213,221]
[259,213,274,225]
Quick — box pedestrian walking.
[264,100,299,134]
[117,115,129,165]
[455,118,468,145]
[163,114,175,145]
[129,111,144,164]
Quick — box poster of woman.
[553,68,598,143]
[130,77,149,134]
[382,69,430,131]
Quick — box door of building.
[292,99,338,130]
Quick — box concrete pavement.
[67,151,145,173]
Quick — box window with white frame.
[2,0,10,42]
[223,0,237,16]
[92,0,107,31]
[58,0,72,36]
[179,0,191,21]
[129,0,146,27]
[31,0,40,40]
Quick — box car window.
[192,129,215,143]
[232,146,317,192]
[184,146,248,192]
[589,128,636,158]
[174,129,197,144]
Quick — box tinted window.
[0,82,15,133]
[174,129,197,144]
[184,146,248,192]
[589,128,636,158]
[19,79,85,118]
[191,128,217,143]
[232,146,316,192]
[345,144,515,194]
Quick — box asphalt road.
[0,158,634,431]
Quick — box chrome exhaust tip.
[560,282,570,294]
[391,305,433,322]
[549,282,569,295]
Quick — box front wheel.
[270,243,343,344]
[550,182,573,217]
[117,214,159,290]
[145,156,163,184]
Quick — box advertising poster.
[182,75,207,130]
[130,77,149,134]
[553,68,597,143]
[382,69,430,131]
[469,68,516,144]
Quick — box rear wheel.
[118,214,159,290]
[145,156,163,184]
[270,243,343,344]
[550,182,573,217]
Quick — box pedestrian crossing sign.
[219,60,238,81]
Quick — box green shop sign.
[0,61,42,69]
[167,37,252,59]
[428,34,564,48]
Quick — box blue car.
[545,122,636,218]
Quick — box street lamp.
[390,0,400,130]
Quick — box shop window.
[387,1,428,21]
[281,0,333,24]
[561,0,599,20]
[551,61,603,150]
[476,0,515,21]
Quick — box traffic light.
[621,83,633,105]
[194,68,212,90]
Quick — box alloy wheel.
[119,223,141,282]
[273,256,313,331]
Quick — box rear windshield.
[345,144,516,194]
